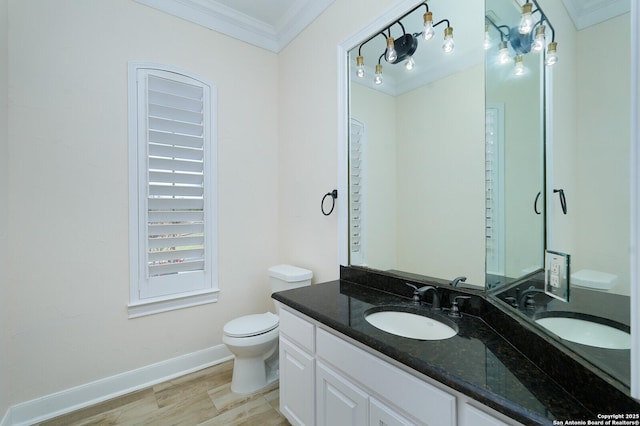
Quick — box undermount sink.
[364,308,458,340]
[534,313,631,350]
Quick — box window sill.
[128,289,219,318]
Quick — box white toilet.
[222,264,312,394]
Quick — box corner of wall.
[0,0,10,419]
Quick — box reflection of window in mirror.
[349,118,365,266]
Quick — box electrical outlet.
[545,250,570,302]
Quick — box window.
[128,62,218,318]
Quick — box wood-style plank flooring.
[36,360,290,426]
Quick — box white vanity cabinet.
[316,360,369,425]
[279,308,316,426]
[278,307,524,426]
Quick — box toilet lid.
[224,312,279,338]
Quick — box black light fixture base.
[389,33,419,64]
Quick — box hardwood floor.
[36,360,290,426]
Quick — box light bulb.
[405,56,415,71]
[374,64,383,85]
[385,37,397,62]
[356,55,365,78]
[483,24,492,50]
[498,41,510,64]
[532,25,546,52]
[545,42,558,66]
[519,3,534,34]
[514,55,525,76]
[423,12,435,41]
[442,27,454,53]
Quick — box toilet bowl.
[223,265,312,394]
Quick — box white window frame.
[127,61,219,318]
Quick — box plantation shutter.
[137,68,214,299]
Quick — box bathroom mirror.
[342,0,633,391]
[484,0,545,289]
[491,0,632,388]
[346,0,545,287]
[347,0,487,285]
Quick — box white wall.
[486,54,545,278]
[277,0,399,283]
[541,0,631,296]
[351,83,398,270]
[6,0,279,406]
[0,0,9,419]
[573,13,630,295]
[395,64,485,284]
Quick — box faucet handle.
[405,283,420,304]
[448,296,471,318]
[504,296,518,308]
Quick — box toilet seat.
[224,312,279,338]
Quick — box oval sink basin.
[535,315,630,350]
[365,310,457,340]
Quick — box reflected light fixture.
[485,0,558,73]
[532,25,546,52]
[546,41,558,66]
[498,41,510,64]
[484,23,492,50]
[514,55,525,75]
[374,63,383,85]
[354,1,453,86]
[519,2,534,34]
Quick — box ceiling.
[133,0,630,56]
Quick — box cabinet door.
[280,336,315,426]
[316,361,368,426]
[461,403,510,426]
[370,397,417,426]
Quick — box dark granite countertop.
[495,277,631,387]
[272,278,639,425]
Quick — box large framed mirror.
[337,0,634,395]
[344,0,487,286]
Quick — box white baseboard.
[3,344,233,426]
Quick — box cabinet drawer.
[279,308,315,353]
[317,328,456,426]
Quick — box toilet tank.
[269,264,313,294]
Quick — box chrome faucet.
[405,283,441,310]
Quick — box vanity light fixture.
[385,36,398,62]
[356,55,365,78]
[405,56,415,70]
[442,27,454,53]
[485,0,558,71]
[423,11,435,41]
[355,1,453,85]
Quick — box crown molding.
[134,0,334,53]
